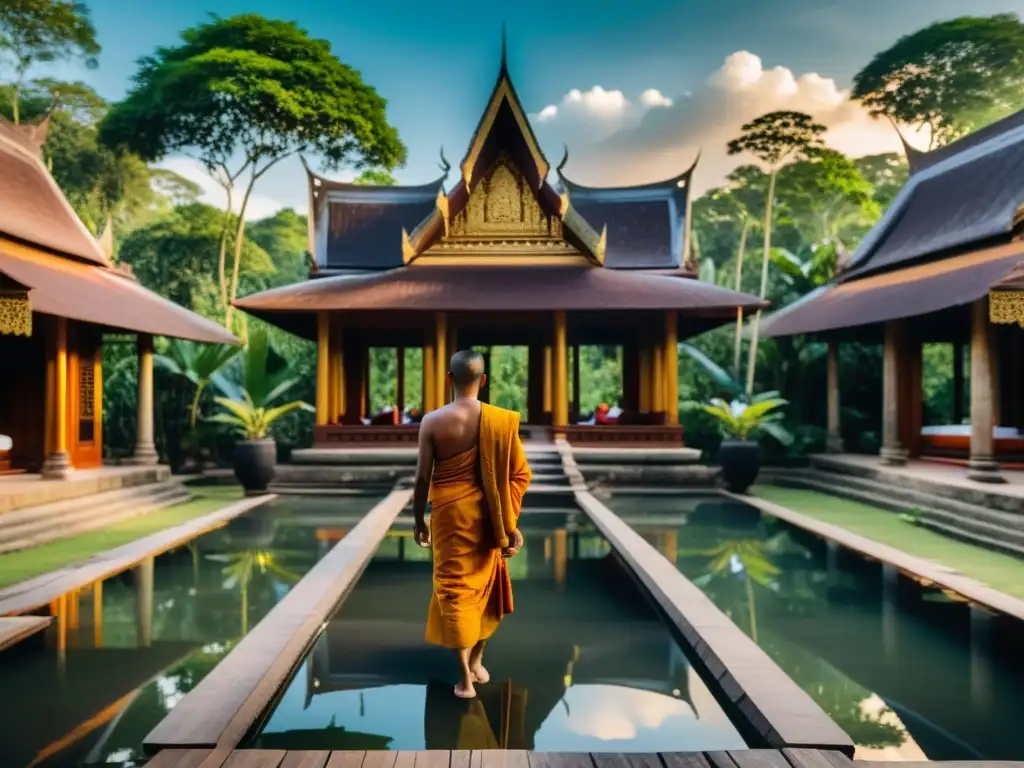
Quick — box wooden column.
[423,337,436,412]
[315,313,329,427]
[328,324,344,424]
[396,347,405,416]
[953,340,966,424]
[651,334,664,416]
[880,320,908,466]
[968,298,1004,483]
[43,317,72,478]
[571,344,581,423]
[826,339,844,452]
[131,332,158,465]
[664,312,679,425]
[543,346,552,419]
[553,311,568,427]
[638,346,651,414]
[434,312,448,407]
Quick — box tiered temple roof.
[763,108,1024,338]
[240,41,752,338]
[0,113,235,344]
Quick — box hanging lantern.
[989,261,1024,328]
[0,273,31,337]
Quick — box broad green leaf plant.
[210,327,312,440]
[684,390,794,446]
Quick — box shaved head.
[449,349,485,389]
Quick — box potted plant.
[211,328,312,495]
[687,391,792,493]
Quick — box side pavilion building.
[0,113,236,478]
[235,50,765,450]
[761,111,1024,483]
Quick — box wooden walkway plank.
[704,753,737,768]
[361,752,398,768]
[450,751,471,768]
[280,752,330,768]
[0,495,275,616]
[146,749,219,768]
[326,752,367,768]
[727,751,790,768]
[660,754,711,768]
[415,751,453,768]
[592,755,662,768]
[479,751,528,768]
[144,489,411,751]
[574,490,854,756]
[0,615,51,651]
[393,752,417,768]
[529,755,595,768]
[780,749,852,768]
[222,750,286,768]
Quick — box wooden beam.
[315,313,329,427]
[553,312,568,426]
[435,312,448,408]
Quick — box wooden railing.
[314,425,420,447]
[553,424,684,448]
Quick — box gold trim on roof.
[401,228,416,265]
[989,290,1024,327]
[436,187,450,237]
[0,294,31,336]
[596,225,607,266]
[460,79,549,192]
[559,191,570,217]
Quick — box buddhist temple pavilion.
[235,47,765,450]
[762,109,1024,483]
[0,112,236,478]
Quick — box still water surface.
[0,494,383,768]
[254,512,747,752]
[607,493,1024,761]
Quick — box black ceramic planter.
[719,439,761,494]
[233,439,277,495]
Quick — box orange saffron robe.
[425,404,533,649]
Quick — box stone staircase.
[762,465,1024,558]
[523,445,577,510]
[0,480,192,554]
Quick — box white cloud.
[533,51,925,193]
[155,156,294,221]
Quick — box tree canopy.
[0,0,100,123]
[852,14,1024,148]
[727,111,826,169]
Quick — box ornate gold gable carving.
[450,154,561,240]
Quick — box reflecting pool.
[253,512,747,752]
[0,494,384,768]
[607,493,1024,761]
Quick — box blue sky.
[43,0,1024,217]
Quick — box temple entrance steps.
[761,466,1024,557]
[0,478,191,554]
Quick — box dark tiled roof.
[846,112,1024,278]
[762,241,1024,337]
[0,119,107,265]
[571,199,675,269]
[325,198,436,270]
[910,106,1024,175]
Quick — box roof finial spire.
[500,22,508,74]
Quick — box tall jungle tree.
[100,14,407,328]
[0,0,99,124]
[852,14,1024,149]
[727,111,825,395]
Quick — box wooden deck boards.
[0,495,275,617]
[151,748,1024,768]
[0,615,51,650]
[144,489,413,753]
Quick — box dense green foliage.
[852,14,1024,148]
[4,9,1020,466]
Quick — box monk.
[413,350,533,699]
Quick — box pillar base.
[879,445,908,466]
[129,443,159,466]
[42,451,73,479]
[826,434,845,454]
[967,456,1006,484]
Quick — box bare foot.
[471,664,490,684]
[454,680,477,699]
